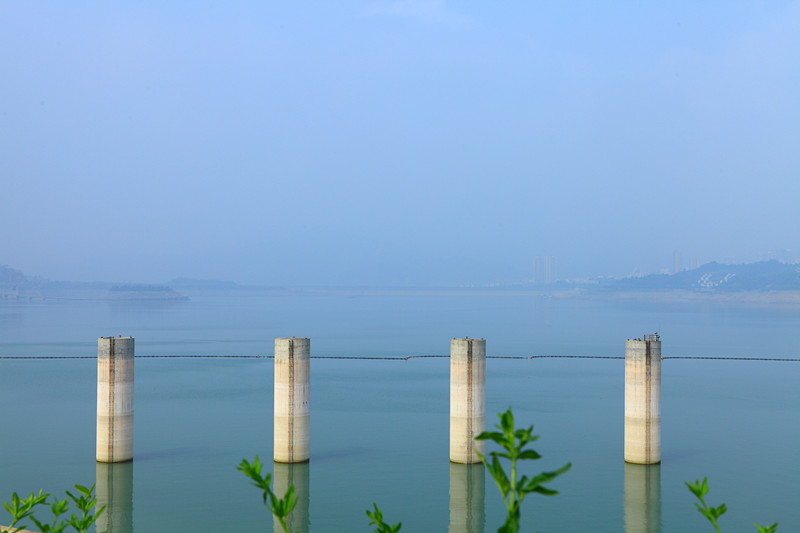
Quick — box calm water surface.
[1,289,798,532]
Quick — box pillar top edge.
[99,336,134,340]
[275,337,310,341]
[451,337,485,341]
[626,334,660,342]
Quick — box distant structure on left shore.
[1,264,190,301]
[1,264,25,300]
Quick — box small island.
[104,284,189,301]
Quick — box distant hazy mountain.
[609,261,800,291]
[4,261,800,294]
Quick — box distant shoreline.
[264,286,800,307]
[566,289,800,306]
[3,284,799,307]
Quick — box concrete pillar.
[449,463,485,533]
[273,462,310,533]
[624,463,662,533]
[97,336,134,463]
[624,334,661,464]
[274,337,310,463]
[450,338,485,464]
[96,462,134,533]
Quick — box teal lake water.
[1,289,798,532]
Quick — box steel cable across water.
[1,354,798,361]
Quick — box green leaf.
[523,463,571,490]
[514,427,538,445]
[474,431,506,445]
[685,480,702,498]
[283,485,297,513]
[531,485,560,496]
[487,455,511,495]
[477,408,570,533]
[710,503,727,520]
[500,409,514,434]
[517,449,542,460]
[498,509,521,533]
[94,504,107,520]
[366,503,402,533]
[268,491,281,514]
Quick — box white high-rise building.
[673,251,682,274]
[532,256,556,284]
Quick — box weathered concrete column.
[273,462,310,533]
[624,334,661,464]
[274,337,310,463]
[97,336,134,463]
[449,463,485,533]
[450,337,485,464]
[96,461,134,533]
[624,463,662,533]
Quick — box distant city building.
[672,251,682,274]
[762,249,794,263]
[532,256,556,284]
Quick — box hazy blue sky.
[2,1,798,285]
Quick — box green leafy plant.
[238,456,401,533]
[475,407,571,533]
[240,407,570,533]
[686,477,778,532]
[365,502,402,533]
[2,490,49,533]
[237,456,297,533]
[1,485,105,533]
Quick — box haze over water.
[2,2,799,286]
[1,290,798,531]
[2,2,799,531]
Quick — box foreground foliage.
[365,503,402,533]
[2,409,779,532]
[237,456,298,533]
[1,484,104,533]
[476,407,571,533]
[686,477,778,532]
[238,455,402,533]
[239,406,569,532]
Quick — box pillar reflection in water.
[624,463,661,533]
[449,463,485,533]
[273,461,309,533]
[96,461,133,533]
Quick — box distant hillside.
[609,261,800,291]
[1,264,195,301]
